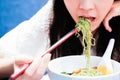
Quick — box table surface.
[41,75,50,80]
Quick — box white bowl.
[48,55,120,80]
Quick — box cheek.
[93,1,113,29]
[64,0,78,23]
[99,6,111,19]
[98,1,114,19]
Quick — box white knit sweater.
[0,0,54,58]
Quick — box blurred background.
[0,0,47,37]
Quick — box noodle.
[75,18,95,69]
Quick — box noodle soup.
[48,55,120,80]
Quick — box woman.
[0,0,120,80]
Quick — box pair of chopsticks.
[10,29,78,80]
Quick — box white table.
[41,75,50,80]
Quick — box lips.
[79,16,95,22]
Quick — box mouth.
[79,16,96,22]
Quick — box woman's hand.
[14,54,51,80]
[103,1,120,32]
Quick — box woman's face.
[64,0,114,32]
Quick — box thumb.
[13,55,33,74]
[15,55,33,66]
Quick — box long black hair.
[49,0,120,62]
[97,16,120,62]
[96,0,120,62]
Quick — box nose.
[79,0,94,11]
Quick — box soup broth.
[61,66,112,77]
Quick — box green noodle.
[75,18,95,69]
[73,69,102,76]
[79,69,102,76]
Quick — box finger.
[14,56,33,74]
[15,55,33,66]
[103,10,114,32]
[24,55,42,77]
[16,72,29,80]
[16,76,22,80]
[14,64,29,76]
[36,54,51,79]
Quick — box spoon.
[97,38,115,75]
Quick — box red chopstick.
[10,29,78,80]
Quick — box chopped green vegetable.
[61,72,72,75]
